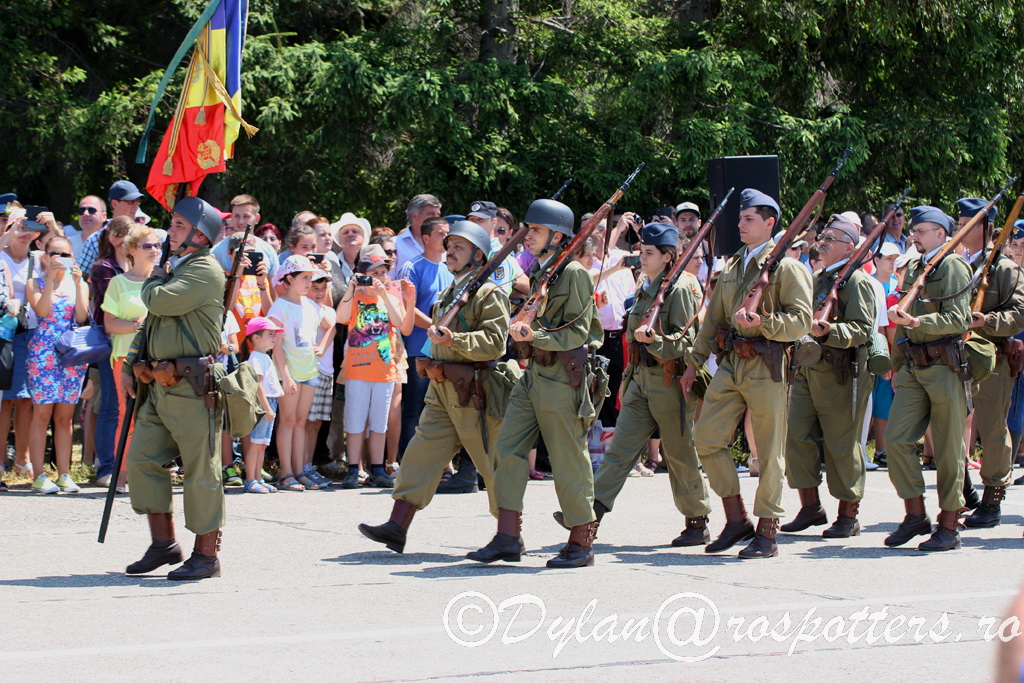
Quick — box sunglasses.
[494,228,507,235]
[134,217,148,224]
[382,248,396,256]
[77,206,99,215]
[48,251,72,258]
[816,233,854,245]
[139,242,162,251]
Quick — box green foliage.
[1,0,1022,231]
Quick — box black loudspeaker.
[708,155,781,257]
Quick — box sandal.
[278,475,305,492]
[386,462,400,477]
[296,474,321,490]
[260,479,278,493]
[529,469,547,480]
[13,462,33,479]
[244,480,271,494]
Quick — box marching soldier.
[956,198,1024,529]
[468,198,605,569]
[884,206,973,551]
[553,222,712,545]
[121,197,228,579]
[782,215,875,538]
[681,189,813,559]
[357,221,513,552]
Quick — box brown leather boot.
[671,516,710,547]
[126,513,184,575]
[822,500,861,538]
[553,500,606,531]
[167,530,221,580]
[358,499,417,553]
[738,518,780,558]
[965,485,1005,529]
[918,509,963,551]
[547,521,599,568]
[467,509,524,563]
[884,496,931,547]
[780,487,828,532]
[705,495,755,553]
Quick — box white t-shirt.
[589,249,637,331]
[315,303,337,376]
[266,296,323,383]
[866,274,889,330]
[0,250,40,329]
[217,313,241,366]
[248,350,284,399]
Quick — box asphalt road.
[3,469,1023,681]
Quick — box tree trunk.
[479,0,517,63]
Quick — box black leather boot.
[780,487,828,532]
[671,516,710,547]
[918,509,963,551]
[965,485,1004,528]
[358,500,417,553]
[963,466,981,510]
[705,495,755,553]
[467,509,524,563]
[546,521,599,568]
[437,452,479,494]
[822,500,861,538]
[167,530,221,580]
[126,513,184,574]
[553,501,606,531]
[884,496,931,547]
[738,518,780,559]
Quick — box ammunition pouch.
[1002,338,1024,379]
[627,341,684,387]
[416,358,496,408]
[820,346,855,385]
[133,362,155,385]
[896,337,968,381]
[717,326,789,382]
[557,346,589,390]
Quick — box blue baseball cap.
[739,188,781,217]
[109,180,144,202]
[0,192,16,214]
[956,197,996,223]
[468,201,497,220]
[909,205,954,233]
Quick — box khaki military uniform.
[885,252,973,511]
[967,251,1024,487]
[124,249,227,535]
[393,273,512,516]
[786,264,876,501]
[492,258,604,527]
[594,272,710,517]
[689,240,813,518]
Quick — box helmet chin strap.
[171,227,209,258]
[453,250,484,277]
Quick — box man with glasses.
[465,200,528,297]
[67,196,107,262]
[955,198,1024,529]
[80,180,145,277]
[782,215,876,538]
[884,206,973,551]
[880,202,908,253]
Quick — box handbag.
[0,337,13,390]
[55,320,112,367]
[14,254,33,334]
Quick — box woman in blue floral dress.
[25,235,90,493]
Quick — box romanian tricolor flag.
[137,0,256,210]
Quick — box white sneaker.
[864,459,880,472]
[32,474,59,494]
[56,473,81,493]
[96,474,112,487]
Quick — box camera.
[356,275,373,286]
[623,254,641,268]
[24,206,48,232]
[308,253,325,264]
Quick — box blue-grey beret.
[909,205,954,233]
[640,222,679,247]
[739,188,780,216]
[956,197,996,223]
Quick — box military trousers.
[885,363,969,511]
[974,354,1013,487]
[393,378,502,516]
[594,364,710,517]
[692,353,788,518]
[786,360,872,501]
[493,363,596,528]
[127,379,225,535]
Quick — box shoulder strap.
[175,316,205,357]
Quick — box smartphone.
[308,253,325,264]
[623,254,641,268]
[56,256,76,270]
[356,275,373,287]
[24,206,48,232]
[242,250,263,276]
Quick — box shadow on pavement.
[0,573,189,589]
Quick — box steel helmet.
[524,198,574,237]
[172,196,222,245]
[444,220,491,262]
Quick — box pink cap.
[246,316,284,336]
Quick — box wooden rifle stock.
[513,163,645,332]
[814,187,911,323]
[639,188,734,329]
[223,223,254,332]
[972,192,1024,313]
[737,148,852,321]
[896,177,1016,314]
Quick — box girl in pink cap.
[243,317,284,493]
